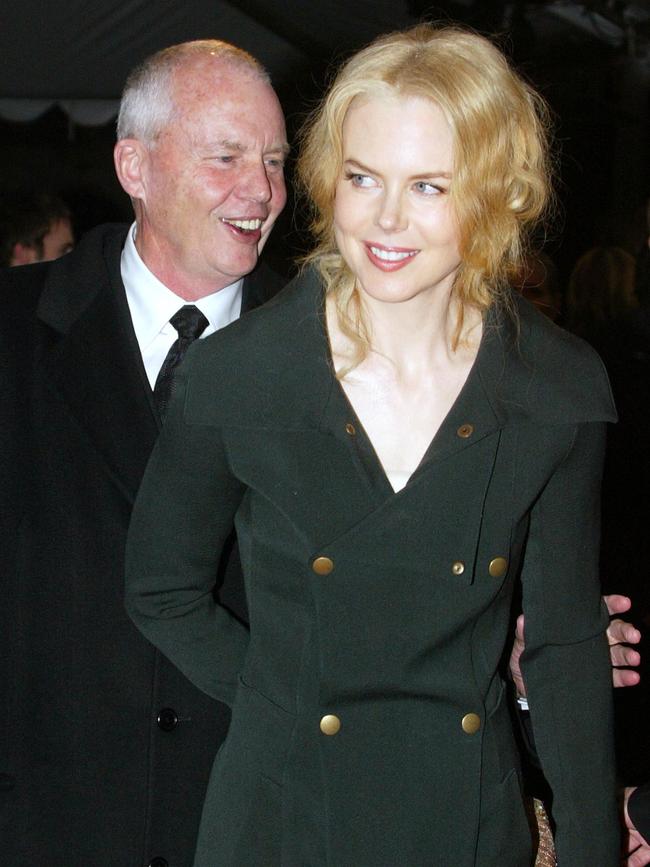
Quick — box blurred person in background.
[0,190,74,266]
[564,245,637,349]
[511,249,562,322]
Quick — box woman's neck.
[352,287,481,376]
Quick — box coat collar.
[36,224,286,503]
[226,266,615,440]
[37,224,159,503]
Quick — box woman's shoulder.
[204,267,319,351]
[178,267,330,425]
[489,292,617,425]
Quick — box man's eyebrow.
[211,139,290,156]
[273,142,291,157]
[214,139,246,152]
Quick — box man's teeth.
[370,246,417,262]
[223,218,263,230]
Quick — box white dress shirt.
[121,223,243,389]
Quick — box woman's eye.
[414,181,440,195]
[348,173,374,188]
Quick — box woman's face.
[333,93,461,307]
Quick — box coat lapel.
[316,283,507,496]
[414,309,507,474]
[36,229,289,504]
[37,225,159,504]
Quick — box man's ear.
[114,139,149,201]
[11,242,39,266]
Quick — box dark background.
[1,0,649,278]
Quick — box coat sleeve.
[125,355,248,707]
[519,421,620,866]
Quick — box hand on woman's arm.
[509,594,641,699]
[625,787,650,867]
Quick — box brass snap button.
[488,557,508,578]
[320,714,341,736]
[312,556,334,575]
[461,713,481,734]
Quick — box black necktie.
[153,305,209,418]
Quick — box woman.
[126,25,619,866]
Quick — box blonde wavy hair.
[297,24,553,361]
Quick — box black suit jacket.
[0,223,284,867]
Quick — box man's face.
[9,216,74,266]
[41,217,74,261]
[135,58,288,297]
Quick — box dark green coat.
[126,268,619,866]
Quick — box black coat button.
[148,859,168,867]
[157,708,179,732]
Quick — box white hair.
[116,40,270,144]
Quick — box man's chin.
[214,251,261,284]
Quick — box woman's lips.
[364,242,419,271]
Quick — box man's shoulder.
[0,224,128,308]
[0,223,129,336]
[0,260,49,314]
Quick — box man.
[0,191,75,266]
[0,40,287,867]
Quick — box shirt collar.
[120,222,243,349]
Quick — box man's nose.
[236,161,273,203]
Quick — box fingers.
[608,616,642,688]
[611,643,642,667]
[608,618,642,647]
[613,668,642,689]
[627,840,650,867]
[605,594,632,617]
[515,613,525,641]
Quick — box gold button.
[461,713,481,734]
[457,423,474,438]
[320,714,341,735]
[488,557,508,578]
[451,561,465,576]
[312,556,334,575]
[345,422,356,435]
